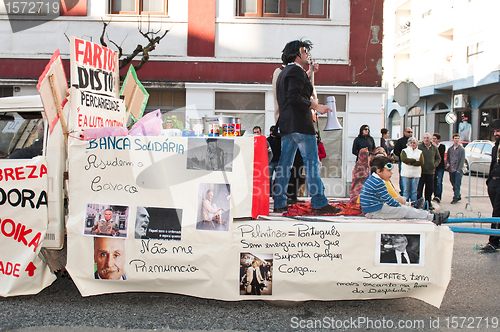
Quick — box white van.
[0,95,66,249]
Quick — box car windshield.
[0,112,44,159]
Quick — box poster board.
[36,49,68,134]
[120,65,149,121]
[69,37,119,98]
[66,136,453,307]
[68,87,127,132]
[0,157,57,296]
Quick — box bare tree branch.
[100,17,112,48]
[100,16,169,74]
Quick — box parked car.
[441,140,468,165]
[462,140,494,175]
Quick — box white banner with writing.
[0,157,57,296]
[66,136,453,307]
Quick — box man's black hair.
[381,128,388,135]
[433,132,441,140]
[253,126,262,132]
[281,39,313,65]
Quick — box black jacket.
[394,136,410,158]
[276,64,315,136]
[352,135,375,159]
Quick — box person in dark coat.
[393,127,414,195]
[380,128,392,155]
[481,119,500,252]
[352,125,375,161]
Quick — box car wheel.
[463,160,469,175]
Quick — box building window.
[111,0,165,15]
[145,89,186,129]
[238,0,328,18]
[467,42,483,64]
[408,107,424,141]
[0,86,14,97]
[215,92,266,135]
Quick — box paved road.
[1,171,498,332]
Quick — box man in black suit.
[380,235,419,264]
[482,120,500,252]
[273,39,340,215]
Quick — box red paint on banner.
[25,262,37,277]
[0,164,47,181]
[73,38,116,72]
[0,260,21,277]
[0,219,42,252]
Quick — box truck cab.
[0,95,66,249]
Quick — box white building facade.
[0,0,385,196]
[383,0,500,142]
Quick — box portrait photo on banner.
[196,183,231,231]
[376,233,424,266]
[133,206,182,241]
[93,237,127,281]
[186,138,235,172]
[239,252,273,296]
[83,203,129,238]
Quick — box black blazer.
[276,64,315,136]
[381,249,419,264]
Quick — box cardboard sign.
[70,37,119,98]
[65,136,453,307]
[69,87,127,132]
[36,49,68,134]
[120,65,149,121]
[0,157,57,297]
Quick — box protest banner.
[68,87,127,133]
[65,136,453,307]
[0,157,57,296]
[36,49,68,135]
[120,65,149,122]
[70,37,119,98]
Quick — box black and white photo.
[134,206,182,241]
[377,233,424,265]
[186,137,234,172]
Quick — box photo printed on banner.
[186,138,234,172]
[239,252,273,296]
[196,183,231,231]
[83,203,129,238]
[134,206,182,241]
[93,237,127,281]
[376,233,424,266]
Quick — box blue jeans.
[273,133,328,209]
[402,177,419,202]
[433,168,444,199]
[268,161,278,196]
[449,171,463,201]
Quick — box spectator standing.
[400,137,423,203]
[267,125,281,197]
[380,128,392,155]
[417,133,441,209]
[393,127,413,195]
[432,133,446,203]
[446,133,466,204]
[253,126,273,163]
[482,119,500,252]
[352,125,375,161]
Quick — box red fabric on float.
[252,135,269,218]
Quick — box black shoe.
[450,199,458,204]
[287,198,298,205]
[274,206,289,213]
[480,244,498,253]
[432,210,450,225]
[411,197,425,209]
[457,196,461,201]
[432,197,441,203]
[311,204,341,215]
